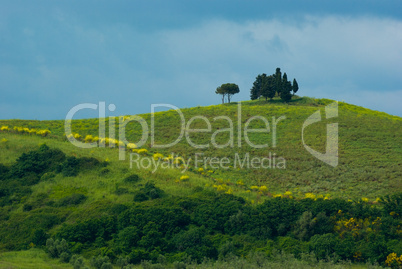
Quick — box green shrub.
[46,238,71,261]
[90,255,110,269]
[56,193,87,207]
[70,254,86,269]
[133,182,165,202]
[308,233,338,260]
[58,156,80,177]
[124,174,141,183]
[10,144,65,178]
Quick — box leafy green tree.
[260,75,276,100]
[226,83,240,103]
[274,67,282,96]
[215,86,227,104]
[292,78,299,96]
[217,83,240,103]
[280,72,292,102]
[250,74,265,100]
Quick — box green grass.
[0,248,73,269]
[0,248,378,269]
[0,96,400,267]
[0,96,400,200]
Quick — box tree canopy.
[250,67,299,102]
[216,83,240,104]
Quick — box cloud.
[1,13,401,119]
[155,16,402,115]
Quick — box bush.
[133,182,165,202]
[309,233,338,260]
[172,226,217,262]
[90,255,111,269]
[70,254,86,269]
[11,144,66,178]
[58,157,80,177]
[56,193,87,207]
[46,238,71,261]
[124,174,141,183]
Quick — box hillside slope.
[1,97,400,200]
[0,97,401,268]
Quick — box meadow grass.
[0,97,400,267]
[1,96,401,201]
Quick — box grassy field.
[1,97,400,200]
[0,97,401,268]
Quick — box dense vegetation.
[0,144,401,268]
[0,97,401,268]
[250,68,298,102]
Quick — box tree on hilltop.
[274,67,282,96]
[260,75,275,100]
[216,86,227,104]
[292,78,299,96]
[250,74,266,100]
[216,83,240,104]
[280,72,293,102]
[250,67,299,102]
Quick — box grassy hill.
[1,97,400,200]
[0,97,401,268]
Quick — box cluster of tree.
[215,83,240,104]
[250,68,299,102]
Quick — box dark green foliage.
[192,194,245,233]
[216,83,240,103]
[356,234,389,263]
[115,187,129,195]
[172,226,217,262]
[280,72,292,102]
[0,163,9,180]
[133,182,165,202]
[57,216,117,244]
[117,226,140,252]
[292,78,299,95]
[250,68,298,102]
[78,156,101,170]
[124,174,141,183]
[58,156,101,177]
[277,236,309,258]
[261,75,276,100]
[31,228,49,246]
[274,67,282,96]
[90,255,111,269]
[10,144,66,178]
[0,145,100,206]
[250,74,265,100]
[1,146,401,265]
[56,193,87,207]
[250,198,303,237]
[118,206,190,238]
[70,255,86,269]
[58,156,80,177]
[381,193,402,218]
[309,233,338,260]
[293,211,332,241]
[23,204,33,212]
[46,238,71,262]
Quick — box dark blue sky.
[1,0,401,119]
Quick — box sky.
[1,0,402,119]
